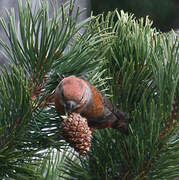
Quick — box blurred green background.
[91,0,179,32]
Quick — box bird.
[55,75,130,135]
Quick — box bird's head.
[56,76,92,113]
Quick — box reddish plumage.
[55,76,130,135]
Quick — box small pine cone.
[61,113,92,155]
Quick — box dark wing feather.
[102,94,130,135]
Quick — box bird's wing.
[102,94,130,135]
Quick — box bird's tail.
[112,118,130,135]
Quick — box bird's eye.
[79,94,83,103]
[78,89,85,103]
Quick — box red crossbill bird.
[55,75,130,135]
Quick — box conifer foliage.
[0,0,178,179]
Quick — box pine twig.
[160,99,178,139]
[30,75,55,107]
[0,117,23,148]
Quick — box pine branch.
[0,0,115,178]
[0,66,42,179]
[0,0,178,179]
[57,10,179,180]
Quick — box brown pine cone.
[61,113,92,155]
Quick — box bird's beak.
[64,100,77,114]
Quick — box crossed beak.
[64,100,77,114]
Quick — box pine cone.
[61,113,92,155]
